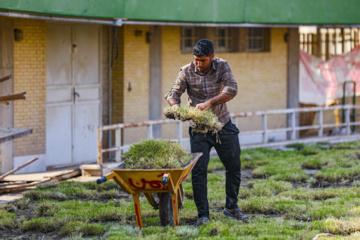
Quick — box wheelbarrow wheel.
[158,192,173,226]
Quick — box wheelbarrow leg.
[132,193,143,229]
[171,193,179,226]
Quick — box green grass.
[124,139,192,169]
[164,106,223,133]
[2,141,360,239]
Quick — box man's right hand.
[168,98,180,108]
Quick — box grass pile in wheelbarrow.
[123,139,192,169]
[164,106,223,133]
[97,139,202,229]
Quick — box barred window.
[181,27,203,53]
[180,27,270,53]
[214,28,232,52]
[299,27,360,60]
[247,28,265,52]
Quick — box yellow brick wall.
[13,19,46,156]
[122,25,150,144]
[162,27,288,136]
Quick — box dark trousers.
[189,120,241,218]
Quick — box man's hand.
[195,101,211,111]
[196,92,234,111]
[168,98,180,108]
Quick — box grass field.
[1,141,360,239]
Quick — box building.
[0,0,359,174]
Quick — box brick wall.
[161,27,288,137]
[13,19,46,156]
[122,25,150,144]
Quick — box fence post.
[115,128,121,162]
[177,121,183,145]
[345,107,351,135]
[97,127,103,166]
[147,124,154,139]
[291,112,296,140]
[318,109,323,137]
[262,113,267,143]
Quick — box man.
[165,39,248,226]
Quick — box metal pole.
[115,128,121,162]
[291,112,296,140]
[147,124,154,139]
[262,114,267,143]
[345,107,351,135]
[97,127,103,165]
[318,109,323,137]
[177,121,183,145]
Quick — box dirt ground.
[0,169,354,240]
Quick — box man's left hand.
[195,101,211,111]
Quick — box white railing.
[97,104,360,165]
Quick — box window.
[246,28,269,52]
[299,27,360,60]
[181,27,204,53]
[180,27,270,53]
[214,28,232,52]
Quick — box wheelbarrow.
[97,152,202,229]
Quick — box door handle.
[73,89,80,102]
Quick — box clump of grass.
[302,159,327,170]
[352,180,360,187]
[300,146,321,156]
[164,106,223,133]
[270,171,309,182]
[0,210,18,229]
[247,180,293,197]
[24,191,67,201]
[123,139,192,169]
[279,188,340,201]
[314,166,360,183]
[98,189,119,200]
[21,217,59,233]
[286,143,305,150]
[36,201,60,217]
[60,221,106,237]
[319,217,360,235]
[36,182,58,190]
[103,225,142,239]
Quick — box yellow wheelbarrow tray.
[97,152,203,229]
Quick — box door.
[46,23,100,167]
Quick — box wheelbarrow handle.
[161,173,169,186]
[97,176,107,184]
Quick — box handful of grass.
[123,139,192,169]
[164,106,223,133]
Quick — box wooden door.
[46,23,100,167]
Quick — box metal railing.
[97,104,360,165]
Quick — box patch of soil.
[0,167,357,239]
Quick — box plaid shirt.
[165,57,238,124]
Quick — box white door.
[46,23,100,167]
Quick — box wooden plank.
[0,158,38,181]
[0,127,32,143]
[2,169,79,182]
[0,91,26,102]
[0,181,27,187]
[0,178,52,194]
[0,75,11,83]
[49,169,81,181]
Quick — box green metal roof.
[0,0,360,25]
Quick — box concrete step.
[79,162,123,177]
